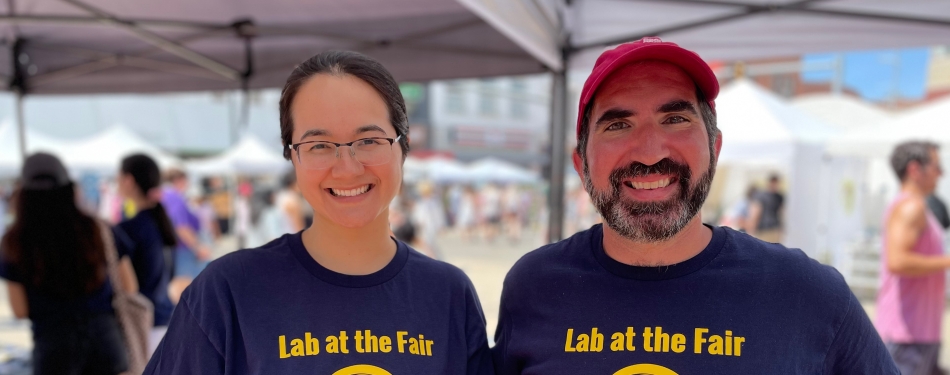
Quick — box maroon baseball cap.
[577,37,719,138]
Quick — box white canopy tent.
[713,79,860,261]
[60,125,181,175]
[792,93,893,131]
[467,157,540,184]
[459,0,950,240]
[186,134,289,176]
[0,121,67,177]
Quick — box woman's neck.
[301,211,397,275]
[130,195,156,212]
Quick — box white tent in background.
[64,125,181,174]
[714,79,858,263]
[402,156,428,183]
[186,135,289,176]
[426,157,471,184]
[0,121,73,178]
[467,157,540,184]
[792,93,893,131]
[717,79,839,166]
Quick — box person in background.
[877,141,950,375]
[747,173,784,242]
[144,50,491,374]
[208,177,232,237]
[456,185,478,241]
[0,185,7,235]
[720,185,757,232]
[116,154,179,356]
[479,183,501,242]
[161,169,211,292]
[502,184,523,243]
[275,172,305,234]
[925,194,950,230]
[411,181,444,258]
[1,152,138,375]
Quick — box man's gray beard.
[584,163,715,243]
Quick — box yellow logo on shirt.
[613,364,679,375]
[331,364,392,375]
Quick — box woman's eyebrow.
[354,124,386,135]
[299,128,330,141]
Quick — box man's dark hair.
[576,84,719,169]
[890,141,939,182]
[768,174,780,184]
[279,50,410,160]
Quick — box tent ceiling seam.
[59,0,241,81]
[572,0,950,51]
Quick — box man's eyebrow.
[657,100,698,115]
[355,124,387,135]
[595,108,635,126]
[299,128,329,141]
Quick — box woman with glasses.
[144,51,493,374]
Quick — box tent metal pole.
[10,37,27,159]
[15,90,25,159]
[546,67,568,243]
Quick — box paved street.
[2,227,950,368]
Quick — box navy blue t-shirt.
[492,224,897,374]
[0,227,132,336]
[144,232,493,375]
[117,207,174,326]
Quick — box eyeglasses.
[289,135,402,170]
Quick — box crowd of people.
[389,182,542,258]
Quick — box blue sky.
[801,48,931,102]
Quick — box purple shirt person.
[160,170,211,279]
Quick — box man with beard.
[491,37,896,374]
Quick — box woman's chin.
[325,212,380,229]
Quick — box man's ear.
[713,131,723,161]
[572,149,587,193]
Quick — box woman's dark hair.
[1,183,107,297]
[120,154,177,247]
[279,50,410,160]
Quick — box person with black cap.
[0,152,139,375]
[491,37,896,373]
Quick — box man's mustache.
[609,158,692,190]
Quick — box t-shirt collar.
[289,231,409,288]
[591,223,726,281]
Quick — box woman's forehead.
[291,74,394,138]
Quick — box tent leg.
[15,90,26,159]
[546,69,568,243]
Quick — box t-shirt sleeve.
[822,291,899,374]
[143,297,224,374]
[463,275,495,375]
[111,225,135,259]
[492,275,520,375]
[0,250,21,283]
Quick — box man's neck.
[601,216,712,267]
[301,212,397,276]
[901,182,928,198]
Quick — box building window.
[478,79,498,117]
[510,78,528,119]
[445,81,466,115]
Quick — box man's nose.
[625,124,670,166]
